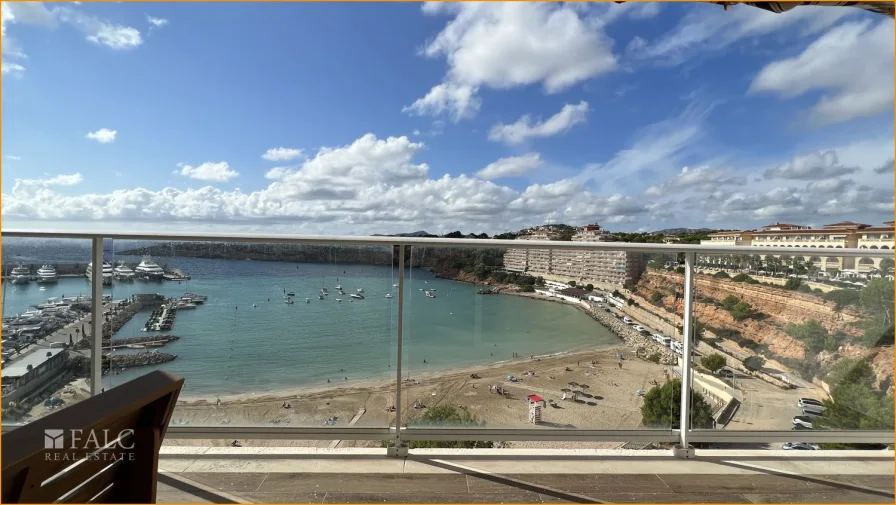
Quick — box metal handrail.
[2,229,892,257]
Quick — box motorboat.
[86,262,114,285]
[285,298,295,305]
[286,291,296,297]
[135,256,165,281]
[318,294,325,300]
[10,263,30,284]
[393,283,399,288]
[321,288,328,296]
[335,298,343,302]
[183,292,207,304]
[36,265,58,284]
[305,298,310,303]
[385,293,394,299]
[356,288,364,293]
[350,293,365,300]
[335,285,343,290]
[113,261,135,281]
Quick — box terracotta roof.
[752,229,850,235]
[710,1,892,16]
[823,221,870,228]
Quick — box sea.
[1,240,618,397]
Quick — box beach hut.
[526,394,546,408]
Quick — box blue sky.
[2,2,893,235]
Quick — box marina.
[2,257,615,397]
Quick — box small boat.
[126,344,145,349]
[176,302,198,309]
[393,283,399,288]
[335,298,343,302]
[319,294,325,300]
[356,288,364,293]
[285,299,294,305]
[335,285,343,290]
[350,293,364,300]
[286,292,296,297]
[385,293,394,299]
[305,298,310,303]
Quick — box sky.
[1,1,894,236]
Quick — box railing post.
[388,244,408,458]
[674,251,697,459]
[90,237,104,396]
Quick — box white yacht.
[385,293,394,299]
[36,265,58,284]
[86,262,114,285]
[10,263,30,284]
[113,261,135,281]
[135,256,165,281]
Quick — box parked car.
[792,416,814,429]
[717,368,735,379]
[633,325,645,332]
[798,398,825,409]
[791,423,811,431]
[622,317,633,325]
[783,442,819,450]
[802,407,825,418]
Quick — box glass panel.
[692,251,894,448]
[2,236,94,423]
[401,244,679,448]
[95,239,397,448]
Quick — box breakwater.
[143,300,178,332]
[105,351,177,371]
[104,335,180,347]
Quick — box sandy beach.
[158,345,668,448]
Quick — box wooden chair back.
[2,371,184,503]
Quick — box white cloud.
[645,165,745,196]
[6,155,21,160]
[55,7,143,50]
[749,19,894,125]
[402,83,481,122]
[10,173,84,195]
[627,4,855,65]
[763,150,860,180]
[264,167,295,180]
[147,16,168,28]
[261,147,304,162]
[179,162,239,182]
[406,3,616,120]
[489,101,589,145]
[475,153,543,180]
[86,128,117,144]
[1,61,25,76]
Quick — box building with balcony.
[700,221,895,274]
[506,224,648,287]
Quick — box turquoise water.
[2,257,617,397]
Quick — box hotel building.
[700,221,895,274]
[503,224,648,287]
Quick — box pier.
[143,299,178,332]
[102,296,165,338]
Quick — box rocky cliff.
[633,270,890,388]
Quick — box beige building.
[504,224,648,287]
[700,221,895,274]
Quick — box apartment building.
[504,224,648,287]
[700,221,895,274]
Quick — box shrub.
[822,289,860,309]
[647,352,661,364]
[650,291,664,304]
[585,283,594,291]
[732,273,758,284]
[701,353,727,373]
[675,266,685,274]
[568,280,577,287]
[744,355,766,372]
[784,277,802,290]
[730,301,754,321]
[712,271,730,279]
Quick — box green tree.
[585,283,594,291]
[520,285,535,292]
[730,301,754,321]
[822,289,861,310]
[612,289,622,298]
[406,405,494,449]
[825,359,876,390]
[744,355,765,372]
[784,277,802,290]
[720,295,740,311]
[860,279,895,347]
[700,353,727,373]
[712,271,730,279]
[568,280,577,287]
[535,276,545,286]
[444,231,464,239]
[650,290,664,304]
[784,319,835,354]
[640,379,715,429]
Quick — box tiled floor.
[156,456,895,504]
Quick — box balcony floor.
[157,449,894,504]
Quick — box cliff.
[633,269,891,389]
